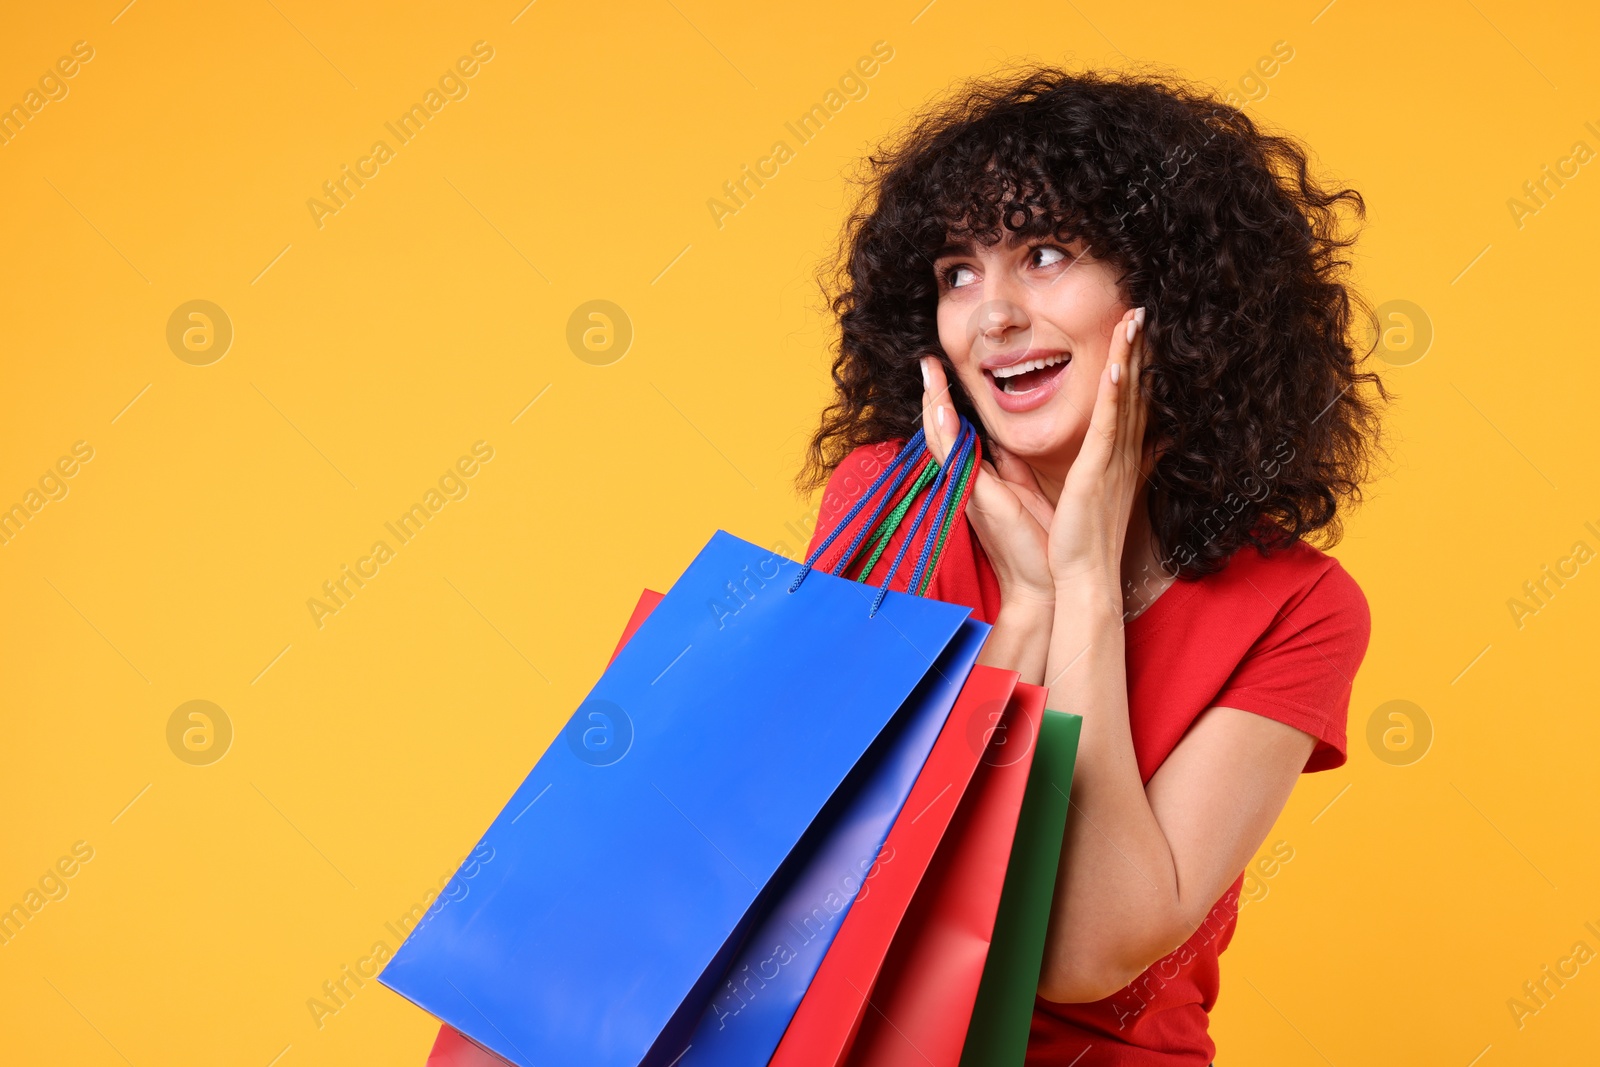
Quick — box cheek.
[935,304,965,358]
[1039,267,1127,336]
[936,306,982,385]
[1072,354,1106,396]
[1072,295,1131,373]
[1080,277,1130,334]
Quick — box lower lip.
[985,361,1070,413]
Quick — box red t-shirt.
[807,441,1372,1067]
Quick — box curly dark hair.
[799,64,1389,578]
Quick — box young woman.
[801,68,1386,1065]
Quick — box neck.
[1031,460,1071,511]
[1118,486,1172,621]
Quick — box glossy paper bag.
[665,617,991,1066]
[378,530,973,1067]
[839,681,1048,1067]
[425,588,668,1067]
[767,664,1021,1067]
[958,708,1084,1066]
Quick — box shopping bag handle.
[797,427,929,588]
[791,415,979,616]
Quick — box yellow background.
[2,0,1596,1064]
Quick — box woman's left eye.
[1033,246,1067,268]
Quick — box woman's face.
[932,231,1131,467]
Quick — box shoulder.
[1215,540,1369,638]
[814,440,906,532]
[1202,541,1372,774]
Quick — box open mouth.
[986,353,1070,395]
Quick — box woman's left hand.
[1047,306,1156,602]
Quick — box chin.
[956,382,1079,461]
[987,416,1086,463]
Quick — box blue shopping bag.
[667,615,990,1067]
[378,530,975,1067]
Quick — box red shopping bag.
[423,588,665,1067]
[771,680,1046,1066]
[425,1023,505,1067]
[608,588,665,657]
[844,680,1046,1065]
[766,664,1018,1065]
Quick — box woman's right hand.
[920,356,1056,607]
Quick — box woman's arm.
[974,593,1052,685]
[967,538,1317,1003]
[919,329,1323,1002]
[1035,588,1314,1002]
[1029,310,1318,1001]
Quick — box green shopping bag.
[958,708,1083,1066]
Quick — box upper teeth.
[991,354,1069,379]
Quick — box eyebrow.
[932,231,1038,259]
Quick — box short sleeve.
[806,441,904,567]
[1211,560,1372,773]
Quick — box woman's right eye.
[941,264,975,289]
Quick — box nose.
[969,295,1030,359]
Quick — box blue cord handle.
[868,421,973,617]
[789,428,928,593]
[790,416,978,618]
[907,424,976,600]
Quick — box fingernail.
[921,357,931,390]
[936,403,949,429]
[1110,363,1121,385]
[1126,319,1137,343]
[1135,306,1146,326]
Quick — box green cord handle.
[842,442,974,594]
[915,446,975,596]
[855,459,938,583]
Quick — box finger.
[1122,308,1148,444]
[1010,480,1056,530]
[1078,310,1136,472]
[990,442,1055,528]
[1124,307,1152,471]
[964,460,1009,519]
[969,459,1050,534]
[1076,360,1120,474]
[919,355,957,465]
[1101,307,1148,482]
